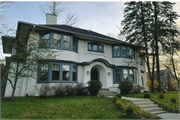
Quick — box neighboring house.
[2,14,148,97]
[153,69,176,90]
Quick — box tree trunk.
[11,62,19,100]
[153,2,161,92]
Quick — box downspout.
[26,25,36,97]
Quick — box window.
[88,43,103,52]
[40,64,48,81]
[63,35,71,49]
[123,69,128,81]
[141,76,144,85]
[129,69,134,82]
[53,34,61,48]
[139,57,143,65]
[73,38,78,52]
[52,64,60,80]
[41,33,51,47]
[72,66,77,81]
[38,63,78,83]
[122,47,127,57]
[112,45,133,58]
[113,46,120,57]
[115,69,121,82]
[113,68,135,84]
[62,65,70,81]
[40,32,78,52]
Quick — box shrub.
[116,94,122,99]
[144,94,150,98]
[115,99,124,110]
[119,81,133,95]
[52,83,66,97]
[64,84,76,96]
[146,79,159,92]
[87,80,102,96]
[126,106,134,115]
[144,90,148,93]
[36,83,52,98]
[75,83,88,96]
[112,96,119,103]
[132,84,144,93]
[170,98,176,103]
[159,94,164,99]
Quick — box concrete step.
[130,99,151,102]
[133,101,154,105]
[150,111,166,114]
[138,104,159,109]
[144,107,163,112]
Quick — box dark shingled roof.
[41,24,122,42]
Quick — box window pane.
[41,33,50,47]
[63,35,70,49]
[73,39,77,51]
[40,64,48,81]
[129,69,134,82]
[127,47,133,58]
[73,66,77,81]
[99,45,103,52]
[63,65,69,80]
[122,47,127,57]
[113,46,120,56]
[53,34,61,48]
[123,69,128,81]
[52,64,59,80]
[139,57,143,65]
[93,45,98,51]
[115,69,121,82]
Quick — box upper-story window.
[40,32,78,52]
[112,45,133,58]
[88,43,104,52]
[139,57,143,65]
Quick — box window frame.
[40,32,78,53]
[37,62,78,83]
[113,67,136,84]
[112,45,133,59]
[88,43,104,53]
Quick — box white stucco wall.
[4,31,148,97]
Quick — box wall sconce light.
[87,71,89,74]
[108,72,111,75]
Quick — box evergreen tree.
[122,1,178,92]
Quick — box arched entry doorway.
[90,68,99,80]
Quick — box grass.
[125,91,179,103]
[125,91,179,111]
[1,96,136,119]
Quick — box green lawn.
[125,91,179,102]
[1,96,136,119]
[125,91,179,107]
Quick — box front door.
[91,68,99,80]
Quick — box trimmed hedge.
[144,94,150,98]
[159,94,165,99]
[119,81,133,95]
[87,80,102,96]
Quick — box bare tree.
[39,1,64,16]
[65,12,81,26]
[39,2,81,26]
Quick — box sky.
[0,1,180,59]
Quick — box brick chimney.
[46,13,57,24]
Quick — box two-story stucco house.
[2,14,148,97]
